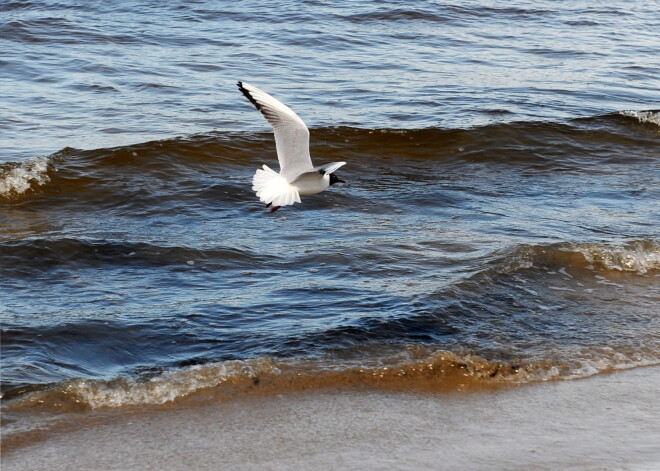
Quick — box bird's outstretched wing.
[238,82,314,182]
[315,161,346,175]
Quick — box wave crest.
[66,357,279,408]
[618,110,660,127]
[6,346,658,411]
[0,156,55,198]
[6,357,280,410]
[498,240,660,276]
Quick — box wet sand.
[3,366,659,471]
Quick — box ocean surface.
[1,0,659,448]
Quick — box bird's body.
[237,82,345,211]
[292,171,332,195]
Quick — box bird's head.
[329,173,345,185]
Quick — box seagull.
[237,82,346,212]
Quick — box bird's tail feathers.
[252,165,301,208]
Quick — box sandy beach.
[3,366,659,471]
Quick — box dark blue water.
[1,0,659,442]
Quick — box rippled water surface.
[1,0,659,449]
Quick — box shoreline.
[3,366,660,470]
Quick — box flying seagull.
[237,82,346,212]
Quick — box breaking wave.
[0,156,56,197]
[4,343,659,411]
[1,110,657,204]
[618,110,660,127]
[495,240,660,276]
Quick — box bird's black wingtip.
[237,81,263,112]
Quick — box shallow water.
[1,0,659,448]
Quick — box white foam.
[0,156,54,196]
[578,241,660,275]
[563,349,660,381]
[619,110,660,126]
[505,242,660,276]
[65,357,279,408]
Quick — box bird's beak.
[337,179,346,183]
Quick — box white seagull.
[237,82,346,212]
